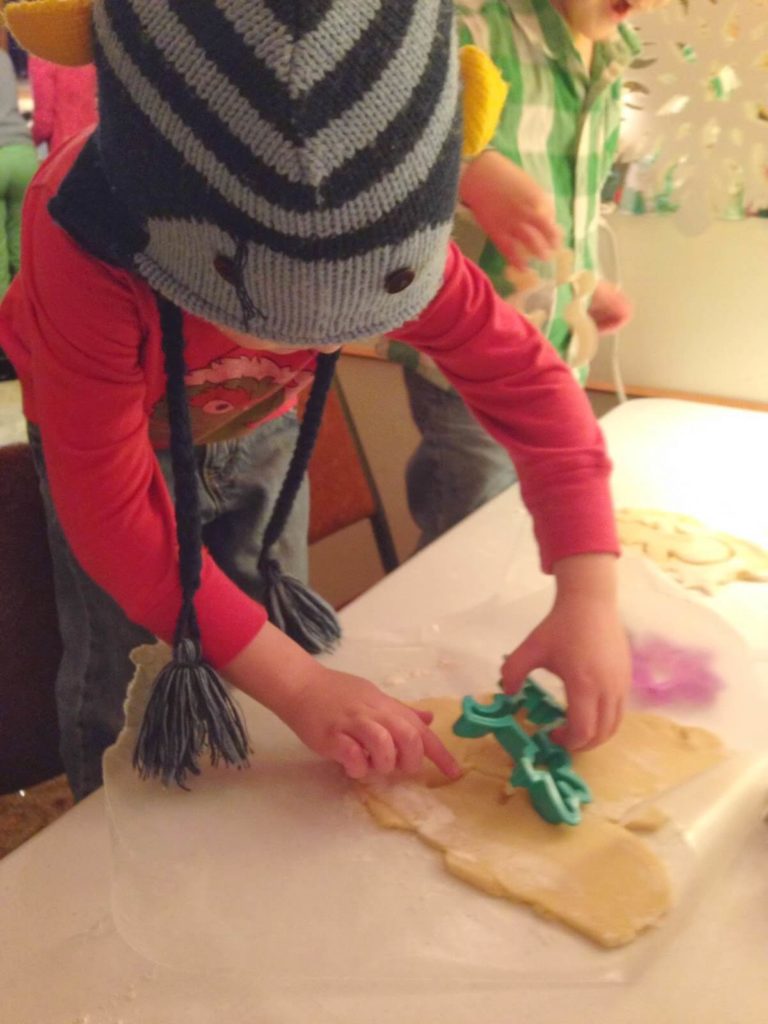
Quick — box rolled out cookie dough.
[617,508,768,594]
[359,697,724,947]
[362,773,672,948]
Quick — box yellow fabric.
[4,0,94,67]
[459,44,508,158]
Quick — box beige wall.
[593,0,768,404]
[591,214,768,403]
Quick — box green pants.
[0,143,38,295]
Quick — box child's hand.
[460,150,561,272]
[277,667,463,781]
[223,623,462,781]
[499,554,631,751]
[589,279,634,334]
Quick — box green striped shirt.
[385,0,639,385]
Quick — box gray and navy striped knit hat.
[52,0,462,347]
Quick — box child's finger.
[422,728,463,780]
[600,691,626,746]
[586,681,628,750]
[580,694,616,750]
[494,234,529,271]
[612,689,628,736]
[500,638,541,694]
[528,209,561,250]
[353,719,398,775]
[553,693,598,752]
[335,734,371,780]
[411,708,434,726]
[385,716,425,775]
[510,223,553,262]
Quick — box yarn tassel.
[261,557,342,655]
[134,297,251,786]
[133,636,250,787]
[258,349,343,654]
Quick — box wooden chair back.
[307,380,398,574]
[0,444,64,793]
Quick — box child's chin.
[590,19,624,41]
[575,11,625,42]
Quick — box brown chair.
[0,443,64,794]
[306,378,399,576]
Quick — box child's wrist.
[221,622,317,716]
[552,552,618,601]
[459,148,503,208]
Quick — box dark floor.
[0,775,74,859]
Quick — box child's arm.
[396,245,631,750]
[460,145,560,272]
[455,1,558,272]
[224,623,462,780]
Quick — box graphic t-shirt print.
[148,353,315,447]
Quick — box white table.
[3,399,767,1024]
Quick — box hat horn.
[459,44,508,158]
[4,0,94,67]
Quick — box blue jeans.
[403,368,517,548]
[28,413,307,800]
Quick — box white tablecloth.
[2,399,767,1024]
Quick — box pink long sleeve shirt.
[0,133,618,669]
[29,58,98,154]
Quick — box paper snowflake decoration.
[620,0,768,232]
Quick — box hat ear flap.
[4,0,95,67]
[460,44,508,159]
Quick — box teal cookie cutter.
[452,680,592,826]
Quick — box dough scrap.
[620,803,670,833]
[617,508,768,594]
[361,773,672,948]
[359,698,725,948]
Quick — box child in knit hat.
[1,0,630,800]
